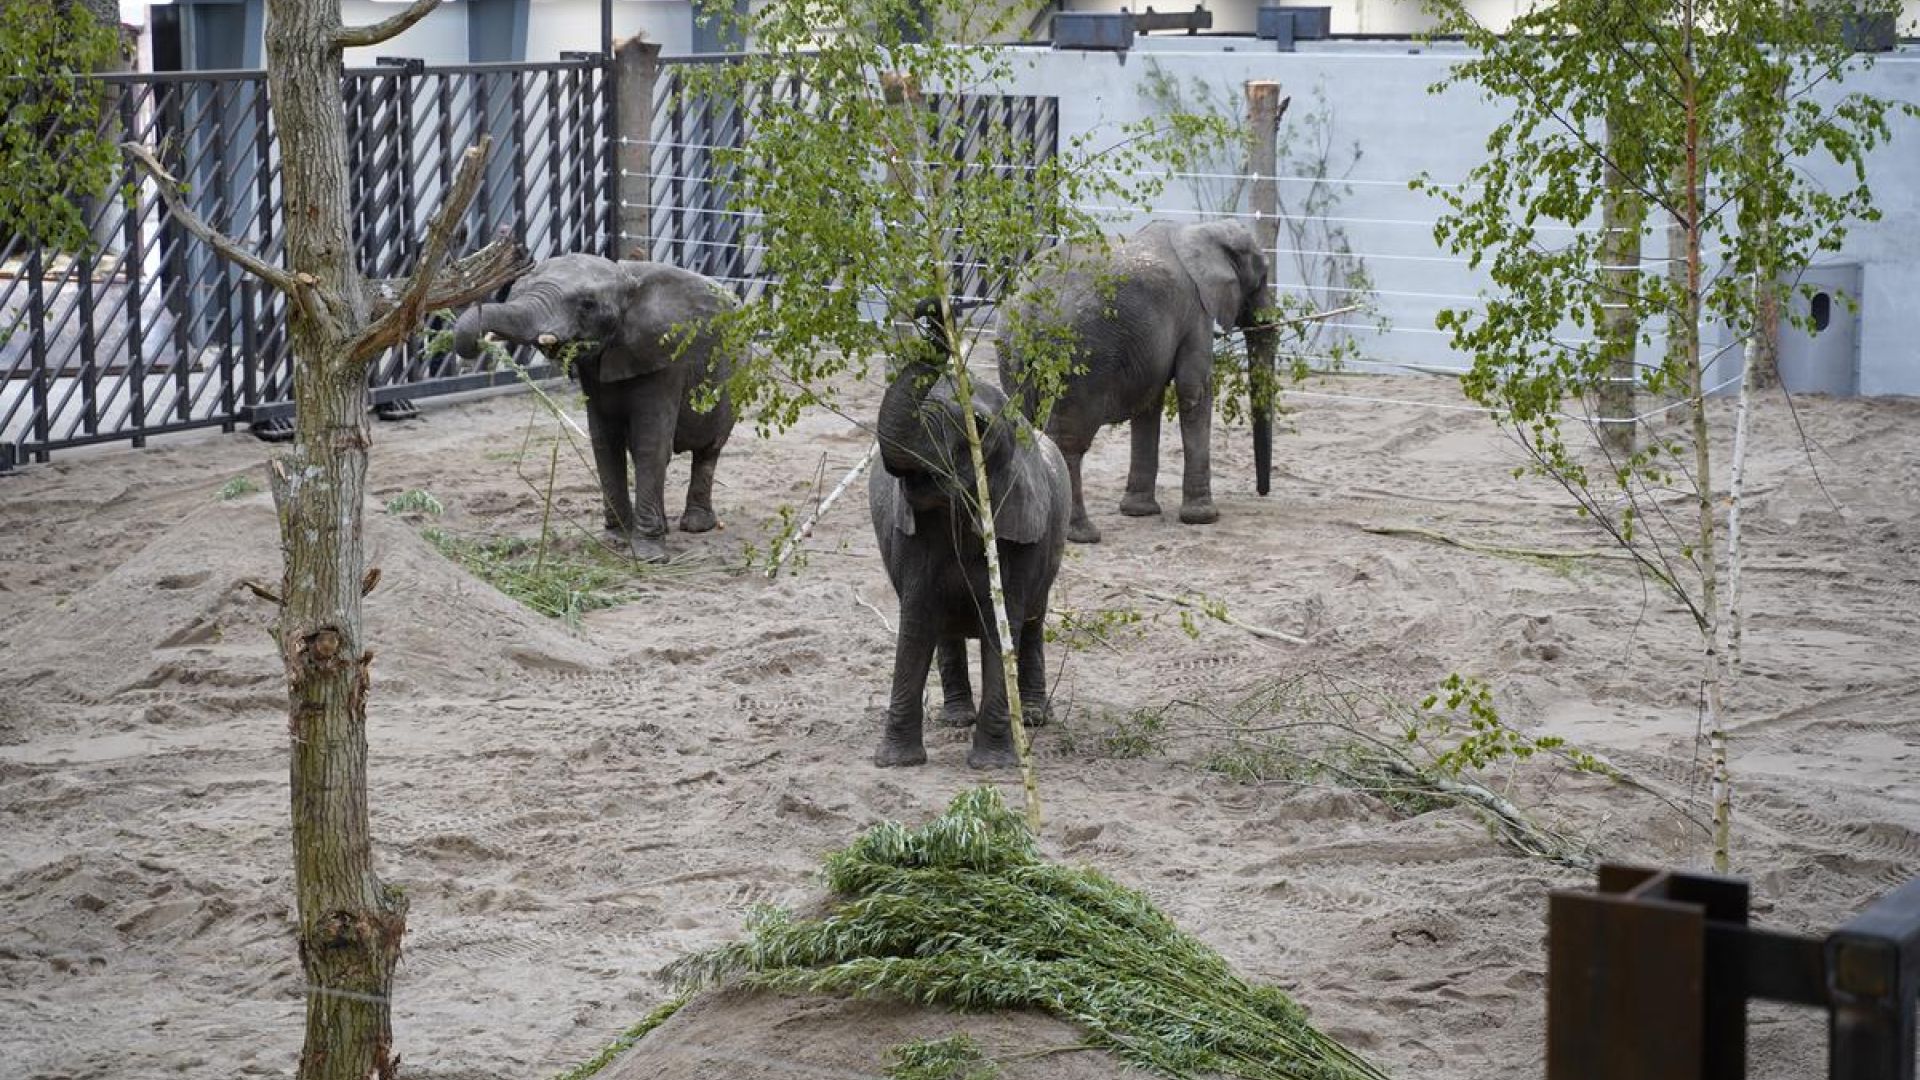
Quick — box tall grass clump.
[668,788,1388,1080]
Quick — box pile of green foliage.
[668,788,1389,1080]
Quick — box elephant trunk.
[451,296,554,360]
[1245,323,1279,497]
[878,349,943,480]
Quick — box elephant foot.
[625,532,670,563]
[966,735,1021,770]
[1178,499,1219,525]
[1066,518,1102,545]
[1118,492,1162,517]
[873,730,928,767]
[940,701,977,728]
[1018,699,1050,728]
[680,505,718,533]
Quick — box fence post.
[120,88,148,448]
[1245,80,1286,497]
[25,246,51,464]
[615,38,661,260]
[241,280,259,411]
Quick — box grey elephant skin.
[997,219,1274,544]
[452,254,737,562]
[868,348,1071,770]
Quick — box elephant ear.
[596,264,689,382]
[990,426,1058,546]
[1168,222,1252,333]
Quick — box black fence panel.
[1,57,612,467]
[645,58,1059,304]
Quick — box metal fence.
[642,57,1060,304]
[0,55,612,469]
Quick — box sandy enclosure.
[1,369,1916,1079]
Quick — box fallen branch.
[1355,749,1595,869]
[1358,524,1632,562]
[766,441,879,580]
[1128,587,1309,646]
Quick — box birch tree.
[1418,0,1911,871]
[130,0,528,1075]
[688,0,1222,826]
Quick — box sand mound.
[0,493,607,718]
[604,990,1154,1079]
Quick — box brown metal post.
[614,37,661,260]
[1549,876,1707,1080]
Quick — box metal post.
[511,72,529,240]
[121,88,148,448]
[25,246,51,463]
[211,89,234,429]
[241,280,259,409]
[78,239,99,436]
[160,85,192,424]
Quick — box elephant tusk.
[537,333,559,346]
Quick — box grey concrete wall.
[991,39,1920,396]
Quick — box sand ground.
[1,370,1915,1079]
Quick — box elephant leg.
[877,619,934,767]
[1062,447,1101,545]
[623,382,679,562]
[1119,399,1164,518]
[1015,616,1050,728]
[1173,352,1219,525]
[968,638,1019,770]
[680,444,721,533]
[937,638,976,727]
[586,403,635,536]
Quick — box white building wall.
[984,40,1920,394]
[1061,0,1920,37]
[523,0,697,60]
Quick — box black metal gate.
[0,56,612,469]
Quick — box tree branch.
[352,137,530,366]
[123,141,298,296]
[334,0,441,50]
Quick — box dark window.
[1811,291,1831,333]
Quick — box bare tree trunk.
[133,2,527,1074]
[1597,111,1642,459]
[263,4,404,1077]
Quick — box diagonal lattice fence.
[0,56,611,469]
[641,58,1059,305]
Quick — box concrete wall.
[989,39,1920,395]
[1060,0,1920,39]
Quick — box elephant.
[869,302,1071,769]
[451,253,738,562]
[996,218,1275,544]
